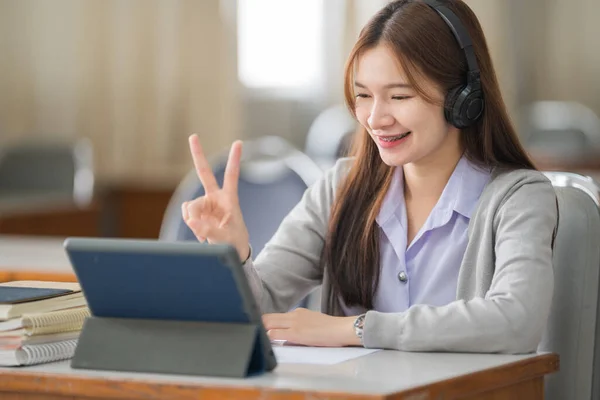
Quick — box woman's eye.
[355,93,370,99]
[392,95,411,100]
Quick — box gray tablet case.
[64,238,276,378]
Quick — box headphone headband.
[422,0,479,76]
[421,0,484,127]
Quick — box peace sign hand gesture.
[182,134,251,262]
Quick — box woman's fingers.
[223,140,243,199]
[267,329,292,342]
[183,199,210,240]
[262,313,293,330]
[184,207,233,244]
[185,137,250,259]
[186,216,224,242]
[181,202,190,221]
[189,134,220,194]
[184,197,208,219]
[186,219,210,242]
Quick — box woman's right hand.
[182,134,251,262]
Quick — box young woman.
[182,0,558,354]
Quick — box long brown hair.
[324,0,536,311]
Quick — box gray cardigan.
[244,158,558,354]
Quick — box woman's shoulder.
[319,156,356,188]
[470,167,558,242]
[480,167,556,215]
[330,156,355,175]
[487,167,553,196]
[299,157,356,213]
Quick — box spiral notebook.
[0,306,90,335]
[0,331,80,349]
[0,281,86,321]
[0,339,78,366]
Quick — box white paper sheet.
[273,345,380,365]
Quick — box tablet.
[63,237,277,373]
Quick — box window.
[237,0,324,89]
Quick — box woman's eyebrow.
[354,81,412,89]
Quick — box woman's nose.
[367,102,395,130]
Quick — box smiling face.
[353,44,461,168]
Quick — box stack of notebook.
[0,281,89,366]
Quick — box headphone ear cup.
[444,86,463,127]
[445,86,485,129]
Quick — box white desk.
[0,236,559,398]
[0,235,74,281]
[0,351,558,399]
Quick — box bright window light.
[237,0,324,88]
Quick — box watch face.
[354,314,366,329]
[354,315,365,341]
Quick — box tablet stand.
[71,316,267,378]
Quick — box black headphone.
[422,0,484,128]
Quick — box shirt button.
[398,271,408,283]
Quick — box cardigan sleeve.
[241,159,349,313]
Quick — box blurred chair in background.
[304,104,357,170]
[0,138,95,208]
[160,135,324,309]
[539,171,600,400]
[160,135,323,256]
[521,101,600,161]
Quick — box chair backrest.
[304,104,357,170]
[159,136,323,256]
[0,139,95,207]
[539,171,600,400]
[521,101,600,158]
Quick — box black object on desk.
[0,287,73,304]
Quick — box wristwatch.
[353,313,366,344]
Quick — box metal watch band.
[354,313,366,343]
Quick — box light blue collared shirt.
[342,156,491,315]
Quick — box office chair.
[521,101,600,160]
[0,138,95,207]
[539,171,600,400]
[159,135,323,257]
[304,104,357,170]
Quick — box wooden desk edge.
[0,270,76,283]
[393,352,559,400]
[0,353,559,400]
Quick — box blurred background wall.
[0,0,598,238]
[533,0,600,112]
[0,0,239,184]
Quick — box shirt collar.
[376,166,405,227]
[375,156,491,228]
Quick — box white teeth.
[381,132,410,142]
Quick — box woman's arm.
[243,159,350,314]
[362,181,558,354]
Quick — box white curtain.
[0,0,239,184]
